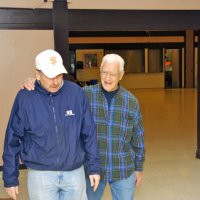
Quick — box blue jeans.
[86,173,135,200]
[27,166,87,200]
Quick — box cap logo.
[50,56,57,65]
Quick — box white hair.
[100,54,125,72]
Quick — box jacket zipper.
[50,94,59,167]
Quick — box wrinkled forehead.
[101,61,121,72]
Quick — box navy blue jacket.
[2,80,100,187]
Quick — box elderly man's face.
[35,70,63,93]
[100,61,124,92]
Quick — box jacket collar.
[35,80,64,96]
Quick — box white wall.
[0,30,54,165]
[68,0,200,10]
[1,0,200,10]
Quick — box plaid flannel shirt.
[83,84,145,181]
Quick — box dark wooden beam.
[1,9,200,31]
[0,8,52,29]
[196,29,200,158]
[68,10,200,31]
[185,30,194,88]
[52,1,74,81]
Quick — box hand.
[5,186,19,200]
[135,171,142,187]
[20,77,36,91]
[89,174,100,192]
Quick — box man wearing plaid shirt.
[22,53,145,200]
[84,54,145,200]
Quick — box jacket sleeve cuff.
[87,167,100,175]
[4,179,19,188]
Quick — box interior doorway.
[164,49,182,88]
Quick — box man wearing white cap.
[2,49,100,200]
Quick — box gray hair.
[100,54,125,72]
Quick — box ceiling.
[0,0,55,9]
[1,0,200,10]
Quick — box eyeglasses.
[100,71,121,79]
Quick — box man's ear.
[119,71,125,81]
[35,70,41,81]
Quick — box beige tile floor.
[0,88,199,200]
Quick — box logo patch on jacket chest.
[65,110,75,116]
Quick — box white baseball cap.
[35,49,68,78]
